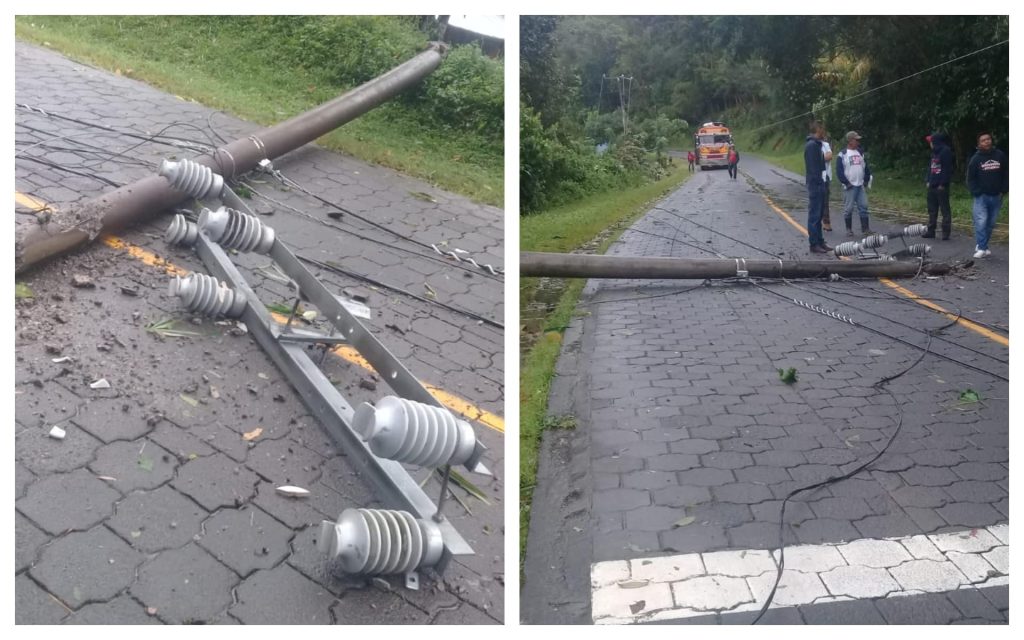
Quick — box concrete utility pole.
[520,252,952,279]
[16,42,448,273]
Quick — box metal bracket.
[735,258,749,278]
[191,232,476,569]
[405,571,421,591]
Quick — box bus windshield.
[699,134,731,145]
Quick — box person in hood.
[804,121,831,253]
[966,132,1008,258]
[835,130,873,237]
[923,132,954,239]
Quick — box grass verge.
[519,164,691,561]
[15,16,502,206]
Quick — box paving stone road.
[15,41,504,624]
[522,157,1008,624]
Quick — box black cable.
[781,279,1008,366]
[16,155,123,188]
[745,277,955,624]
[749,279,1005,381]
[581,280,711,307]
[295,252,503,330]
[651,205,784,258]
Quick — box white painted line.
[591,524,1008,624]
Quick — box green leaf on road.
[673,516,696,528]
[138,456,154,472]
[15,283,34,299]
[959,389,981,404]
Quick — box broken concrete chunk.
[89,378,111,389]
[48,426,66,440]
[71,274,96,288]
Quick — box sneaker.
[810,245,830,254]
[983,249,992,258]
[941,235,950,241]
[821,243,833,252]
[861,228,872,235]
[823,224,832,232]
[973,248,986,259]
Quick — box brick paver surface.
[15,41,503,624]
[522,157,1008,624]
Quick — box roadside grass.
[519,164,691,560]
[15,16,502,206]
[734,130,1009,235]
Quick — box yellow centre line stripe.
[755,189,1008,347]
[15,191,505,433]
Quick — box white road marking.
[591,524,1008,624]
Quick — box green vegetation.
[519,165,691,558]
[16,16,503,205]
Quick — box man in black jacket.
[966,132,1008,258]
[804,121,831,253]
[923,132,954,239]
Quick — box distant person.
[804,121,831,253]
[966,132,1008,259]
[821,132,834,232]
[923,132,954,239]
[727,145,740,179]
[687,150,696,173]
[836,131,873,237]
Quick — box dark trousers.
[807,183,826,248]
[728,162,738,179]
[927,186,952,238]
[688,160,694,172]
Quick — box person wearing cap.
[804,120,832,253]
[923,132,954,239]
[835,130,873,237]
[966,131,1008,259]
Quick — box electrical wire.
[650,205,784,258]
[747,39,1009,135]
[743,278,958,624]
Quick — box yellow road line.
[15,191,505,432]
[756,189,1008,347]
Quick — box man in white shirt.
[835,131,873,237]
[821,133,834,232]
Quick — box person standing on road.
[727,145,740,180]
[836,130,873,237]
[966,131,1008,258]
[821,132,834,232]
[687,150,696,173]
[923,132,954,239]
[804,121,831,253]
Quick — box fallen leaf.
[15,283,34,299]
[138,457,154,472]
[242,427,263,442]
[179,394,198,407]
[673,516,696,528]
[130,530,142,539]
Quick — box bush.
[419,44,504,140]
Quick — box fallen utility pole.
[15,42,447,273]
[520,252,953,279]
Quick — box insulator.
[833,241,861,257]
[198,206,275,254]
[317,508,443,576]
[164,214,199,246]
[168,272,245,318]
[861,233,888,249]
[353,396,477,468]
[906,243,931,257]
[159,158,224,199]
[901,224,929,238]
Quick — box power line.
[750,38,1009,134]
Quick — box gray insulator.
[906,244,931,257]
[164,214,199,246]
[168,272,245,318]
[198,206,276,254]
[317,508,443,575]
[901,223,929,238]
[861,233,888,249]
[833,241,861,257]
[159,158,224,200]
[354,396,477,468]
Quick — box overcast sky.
[446,15,504,39]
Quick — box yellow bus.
[695,122,733,169]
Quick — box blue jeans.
[842,185,870,229]
[972,194,1002,250]
[807,182,826,247]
